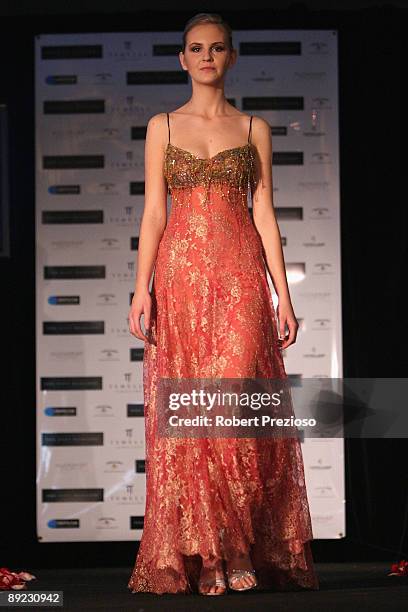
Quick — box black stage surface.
[15,563,408,611]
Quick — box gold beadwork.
[164,142,257,206]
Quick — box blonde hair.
[181,13,233,52]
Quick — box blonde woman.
[128,12,319,596]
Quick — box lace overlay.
[128,131,319,594]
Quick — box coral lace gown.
[128,113,319,594]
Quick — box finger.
[144,305,151,332]
[128,313,148,342]
[127,314,136,337]
[279,319,287,341]
[281,322,297,349]
[133,317,149,342]
[281,332,294,348]
[128,317,141,340]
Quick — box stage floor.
[17,562,408,611]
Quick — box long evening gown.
[128,113,319,594]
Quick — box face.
[179,23,236,80]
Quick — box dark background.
[0,2,407,571]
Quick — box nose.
[203,48,213,61]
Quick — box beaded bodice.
[163,114,256,206]
[164,141,256,196]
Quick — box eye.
[190,45,225,52]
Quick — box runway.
[20,562,408,611]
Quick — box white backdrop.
[35,30,344,542]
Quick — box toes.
[230,574,256,590]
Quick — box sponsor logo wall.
[35,30,344,542]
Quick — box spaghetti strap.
[166,112,171,144]
[248,115,253,144]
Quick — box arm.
[128,113,168,342]
[250,116,299,349]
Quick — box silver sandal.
[227,568,258,591]
[198,565,227,596]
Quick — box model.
[127,12,319,596]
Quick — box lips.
[201,67,215,70]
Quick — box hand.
[276,299,299,350]
[128,288,151,342]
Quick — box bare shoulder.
[249,115,271,139]
[145,113,169,154]
[146,112,168,135]
[246,115,272,160]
